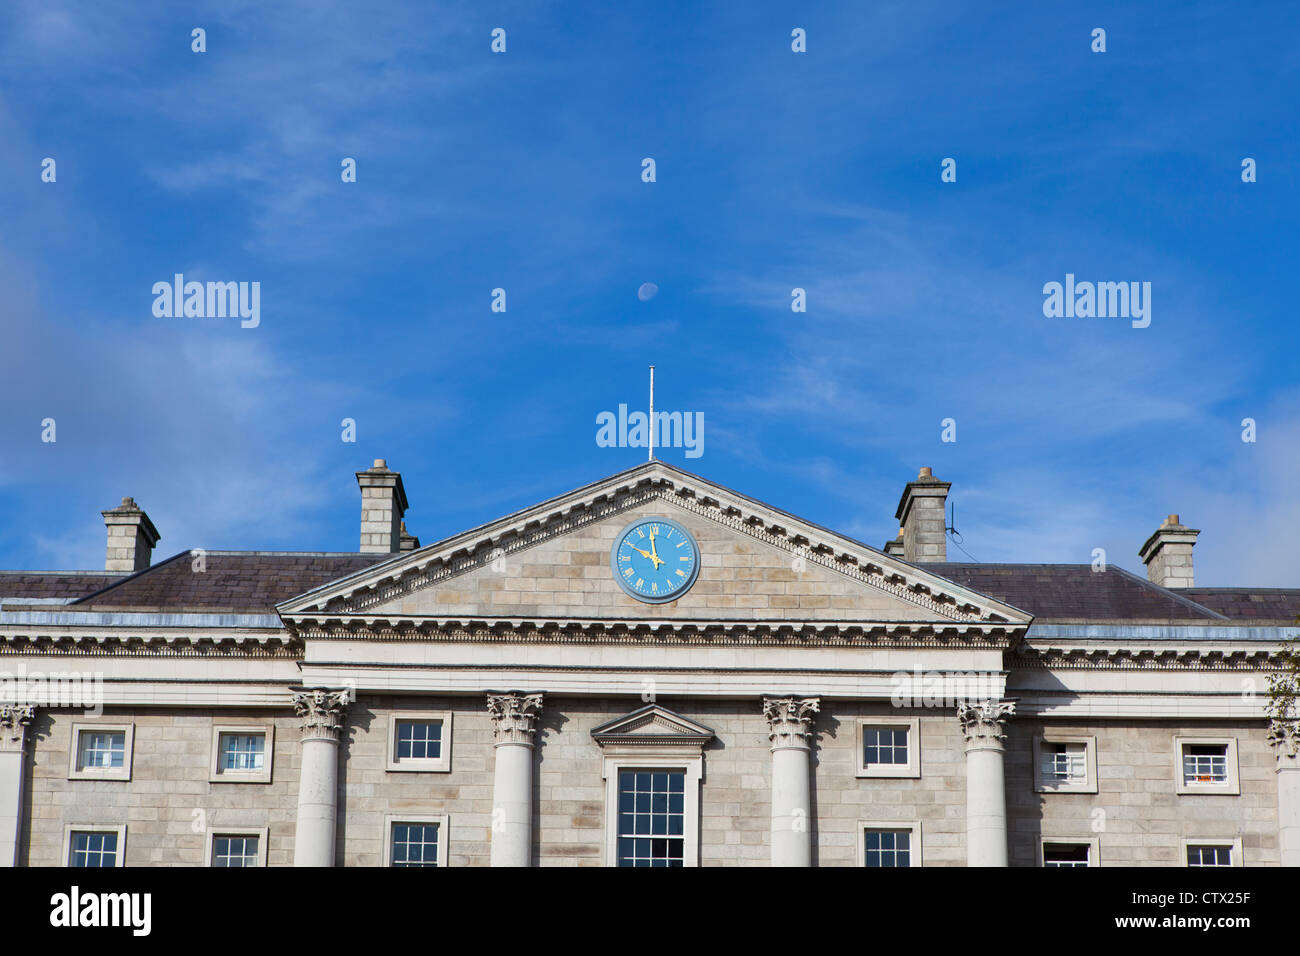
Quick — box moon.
[637,282,658,302]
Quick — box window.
[1183,839,1241,867]
[207,830,268,868]
[386,712,453,772]
[1184,746,1226,784]
[601,755,703,867]
[1041,840,1099,867]
[68,723,134,781]
[858,822,922,867]
[63,825,126,867]
[80,732,124,769]
[1174,737,1239,794]
[617,770,685,867]
[856,718,921,778]
[210,725,274,783]
[1032,735,1097,793]
[592,704,712,867]
[384,815,449,867]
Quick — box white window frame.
[1039,837,1100,867]
[602,755,702,867]
[63,824,128,867]
[386,712,453,772]
[1174,736,1240,795]
[1181,838,1242,867]
[856,718,921,779]
[1033,735,1098,794]
[209,725,274,783]
[67,722,134,781]
[857,821,923,867]
[384,814,450,867]
[205,827,270,867]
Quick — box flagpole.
[648,365,655,461]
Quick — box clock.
[610,517,700,603]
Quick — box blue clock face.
[610,517,700,603]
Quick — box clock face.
[610,517,700,604]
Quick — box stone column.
[487,692,542,867]
[0,705,35,867]
[1268,719,1300,866]
[957,699,1014,867]
[763,696,820,867]
[292,689,351,867]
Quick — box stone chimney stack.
[356,459,409,554]
[883,528,905,557]
[895,467,950,563]
[1139,514,1200,588]
[101,497,160,573]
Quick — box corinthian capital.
[0,704,35,753]
[487,692,543,746]
[957,699,1015,749]
[291,688,352,742]
[762,696,820,751]
[1268,719,1300,761]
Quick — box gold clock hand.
[648,530,664,567]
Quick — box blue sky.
[1,0,1297,586]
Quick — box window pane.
[79,732,126,770]
[395,721,443,761]
[1043,843,1090,867]
[863,727,908,768]
[391,822,440,867]
[1183,745,1228,785]
[616,769,686,866]
[219,733,265,772]
[1041,742,1086,785]
[1187,844,1232,867]
[212,835,260,867]
[864,829,912,867]
[70,831,117,867]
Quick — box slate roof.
[4,550,1294,625]
[67,552,392,614]
[1182,588,1300,624]
[0,571,127,601]
[917,563,1229,622]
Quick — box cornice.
[278,470,1028,627]
[287,617,1021,648]
[0,630,300,658]
[1013,642,1280,671]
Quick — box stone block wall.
[1006,719,1278,866]
[24,707,301,866]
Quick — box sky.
[0,0,1297,586]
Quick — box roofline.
[69,550,194,605]
[278,461,1033,624]
[1105,565,1229,620]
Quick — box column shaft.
[1269,720,1300,866]
[763,696,819,867]
[957,699,1014,867]
[0,705,35,867]
[487,692,542,867]
[291,689,350,867]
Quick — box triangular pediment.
[277,462,1031,632]
[591,704,715,749]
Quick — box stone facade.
[1,459,1295,867]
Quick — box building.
[1,459,1297,867]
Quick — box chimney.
[1139,514,1200,588]
[895,467,950,563]
[399,521,421,552]
[883,528,905,557]
[101,497,160,572]
[356,459,408,553]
